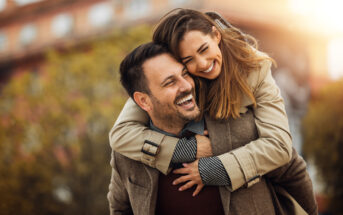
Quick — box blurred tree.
[0,25,151,215]
[303,79,343,214]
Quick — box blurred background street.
[0,0,342,214]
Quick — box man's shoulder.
[113,150,143,166]
[112,150,158,189]
[112,150,157,175]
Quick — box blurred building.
[0,0,332,86]
[0,0,201,82]
[0,0,337,140]
[0,0,334,149]
[0,0,335,151]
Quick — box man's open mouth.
[176,94,193,107]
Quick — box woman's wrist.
[171,136,197,163]
[198,156,231,186]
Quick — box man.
[108,42,317,215]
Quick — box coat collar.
[142,116,233,215]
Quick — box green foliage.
[0,25,152,215]
[303,79,343,214]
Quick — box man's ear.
[212,26,221,44]
[133,91,152,112]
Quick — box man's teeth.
[203,62,214,73]
[176,94,193,105]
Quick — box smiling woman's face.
[178,29,222,80]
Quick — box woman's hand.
[195,130,213,159]
[172,160,204,196]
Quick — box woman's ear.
[133,91,152,112]
[212,26,221,44]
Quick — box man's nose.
[179,77,193,92]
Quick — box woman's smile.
[179,30,222,80]
[202,61,214,73]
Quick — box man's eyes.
[164,80,174,86]
[163,72,189,87]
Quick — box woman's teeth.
[203,62,214,73]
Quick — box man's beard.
[149,90,200,128]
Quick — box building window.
[51,13,74,38]
[124,0,150,19]
[88,2,114,28]
[19,24,37,46]
[0,32,7,51]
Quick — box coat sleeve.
[107,151,133,215]
[109,98,178,174]
[266,148,318,215]
[218,59,293,191]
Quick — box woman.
[110,9,292,194]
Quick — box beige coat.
[107,111,317,215]
[110,59,292,190]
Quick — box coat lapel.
[205,115,232,215]
[205,115,232,155]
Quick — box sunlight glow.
[328,37,343,80]
[289,0,343,33]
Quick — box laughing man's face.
[143,53,200,126]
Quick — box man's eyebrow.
[160,75,174,86]
[180,42,207,61]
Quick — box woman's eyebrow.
[197,43,207,53]
[180,42,207,61]
[181,56,191,61]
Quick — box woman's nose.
[196,56,208,71]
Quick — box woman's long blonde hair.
[153,9,272,119]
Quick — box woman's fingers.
[173,167,189,175]
[172,160,204,195]
[172,175,191,185]
[192,184,204,196]
[178,181,195,191]
[203,129,209,136]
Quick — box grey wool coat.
[107,110,317,215]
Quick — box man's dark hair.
[120,42,169,97]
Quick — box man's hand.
[172,160,204,196]
[195,130,213,159]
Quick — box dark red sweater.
[155,172,225,215]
